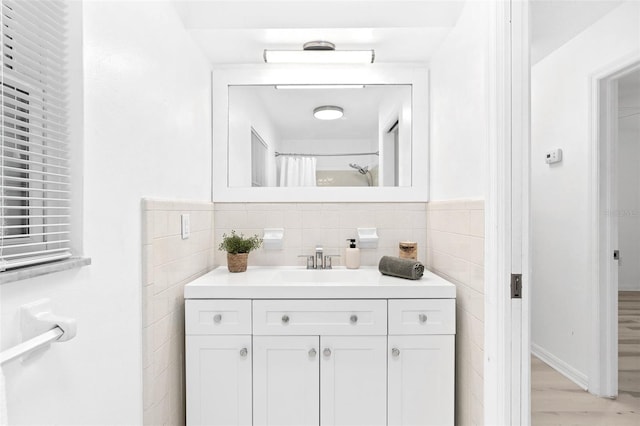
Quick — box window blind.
[1,0,71,271]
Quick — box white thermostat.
[545,148,563,164]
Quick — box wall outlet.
[181,214,190,239]
[545,148,563,164]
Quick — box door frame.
[485,0,530,424]
[588,54,640,397]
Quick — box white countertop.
[184,266,456,299]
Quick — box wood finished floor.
[531,291,640,425]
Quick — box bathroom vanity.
[184,267,456,426]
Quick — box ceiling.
[530,0,623,64]
[173,0,465,64]
[231,85,410,140]
[174,0,625,66]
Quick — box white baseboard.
[531,343,588,390]
[618,282,640,291]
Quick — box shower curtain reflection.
[278,156,317,187]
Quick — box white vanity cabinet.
[253,335,319,426]
[251,334,388,426]
[185,300,253,426]
[184,267,456,426]
[319,335,387,426]
[251,299,388,426]
[387,299,456,426]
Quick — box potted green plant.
[218,230,263,273]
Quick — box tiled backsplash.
[214,202,427,267]
[426,200,484,426]
[141,199,215,426]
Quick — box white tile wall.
[214,203,428,267]
[141,199,215,426]
[426,199,484,426]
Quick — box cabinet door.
[320,336,387,426]
[186,335,252,426]
[388,335,455,426]
[253,336,320,426]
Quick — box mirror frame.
[212,64,429,202]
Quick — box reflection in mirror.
[228,85,412,188]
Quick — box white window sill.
[0,257,91,285]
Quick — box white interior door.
[253,335,320,426]
[511,0,530,423]
[598,76,620,397]
[486,0,530,424]
[320,336,387,426]
[185,335,252,426]
[388,335,455,426]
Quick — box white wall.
[428,1,489,200]
[0,1,212,424]
[531,1,640,384]
[141,200,215,425]
[228,87,279,187]
[424,2,490,424]
[425,200,485,426]
[618,112,640,290]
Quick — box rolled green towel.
[378,255,424,280]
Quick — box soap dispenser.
[345,239,360,269]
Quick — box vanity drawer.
[388,299,455,335]
[253,300,387,335]
[185,300,251,335]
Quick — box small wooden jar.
[399,241,418,260]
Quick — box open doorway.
[529,1,640,423]
[613,68,640,399]
[382,119,399,187]
[530,61,640,424]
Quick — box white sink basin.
[276,268,378,284]
[184,266,457,299]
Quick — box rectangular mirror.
[228,84,412,188]
[212,65,428,202]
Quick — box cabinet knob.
[309,348,317,357]
[213,314,222,323]
[392,348,400,357]
[282,314,290,324]
[350,314,358,324]
[239,348,248,357]
[323,348,332,357]
[418,313,428,324]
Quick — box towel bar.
[0,326,64,366]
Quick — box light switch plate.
[181,214,190,239]
[545,148,563,164]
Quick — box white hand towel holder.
[0,299,77,365]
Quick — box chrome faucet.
[315,246,323,269]
[298,246,340,269]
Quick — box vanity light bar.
[275,85,365,90]
[263,49,375,64]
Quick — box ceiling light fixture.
[264,41,375,64]
[313,105,344,120]
[275,84,365,90]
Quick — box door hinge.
[511,274,522,299]
[613,250,620,260]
